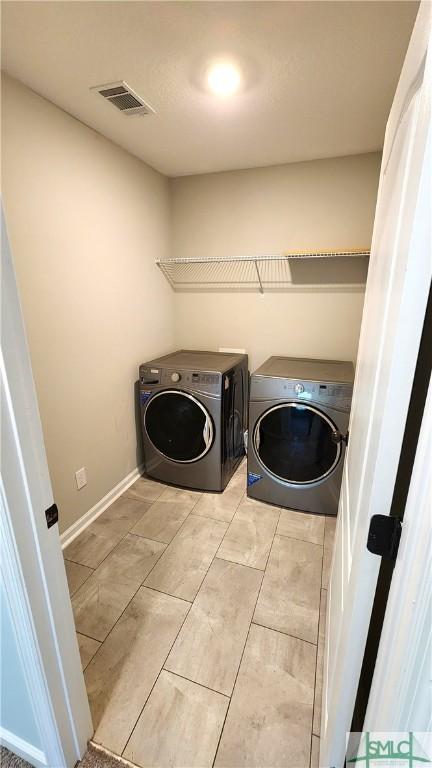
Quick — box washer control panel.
[250,376,353,411]
[139,365,221,396]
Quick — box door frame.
[321,2,431,764]
[1,206,92,766]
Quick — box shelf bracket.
[254,259,264,294]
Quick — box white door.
[363,378,431,735]
[321,3,432,766]
[1,206,92,766]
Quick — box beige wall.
[2,75,174,533]
[2,74,381,533]
[171,154,381,370]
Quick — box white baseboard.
[0,727,47,768]
[60,465,144,550]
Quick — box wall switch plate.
[75,467,87,490]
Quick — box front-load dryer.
[139,350,248,492]
[247,356,354,516]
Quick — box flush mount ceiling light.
[206,61,241,97]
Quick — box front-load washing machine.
[139,350,248,492]
[247,356,354,515]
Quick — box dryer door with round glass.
[144,390,214,463]
[254,402,341,484]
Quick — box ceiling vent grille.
[91,81,155,116]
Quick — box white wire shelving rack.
[156,250,370,294]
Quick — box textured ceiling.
[1,1,418,176]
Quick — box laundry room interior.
[2,3,430,768]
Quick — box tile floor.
[64,461,335,768]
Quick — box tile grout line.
[131,479,246,683]
[81,646,100,673]
[192,486,245,525]
[67,571,95,597]
[76,629,102,644]
[73,496,180,670]
[250,515,324,648]
[82,577,147,647]
[105,462,245,756]
[250,620,319,648]
[321,515,336,591]
[120,586,195,759]
[276,531,325,547]
[211,505,282,768]
[69,528,148,643]
[66,497,158,574]
[123,474,170,504]
[69,474,208,571]
[80,473,242,654]
[138,583,193,604]
[89,581,192,757]
[210,583,264,767]
[216,554,266,572]
[67,521,166,576]
[138,491,217,581]
[260,506,283,572]
[70,512,168,605]
[275,533,326,554]
[137,476,240,603]
[126,531,169,546]
[142,514,229,603]
[65,556,96,569]
[128,493,200,546]
[127,487,194,544]
[160,668,231,700]
[174,486,245,606]
[311,545,326,750]
[192,510,239,524]
[213,556,266,574]
[71,467,248,757]
[312,586,328,739]
[244,504,282,631]
[159,465,246,602]
[72,469,329,764]
[91,537,194,654]
[124,467,247,767]
[213,490,246,558]
[67,480,219,740]
[102,491,202,600]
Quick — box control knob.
[171,372,181,383]
[295,383,305,395]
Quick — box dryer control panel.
[250,376,353,411]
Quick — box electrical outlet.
[75,467,87,490]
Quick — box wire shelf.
[156,250,370,293]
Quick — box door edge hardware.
[367,514,402,560]
[331,429,349,446]
[45,503,59,529]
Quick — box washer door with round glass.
[145,390,214,463]
[254,403,341,485]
